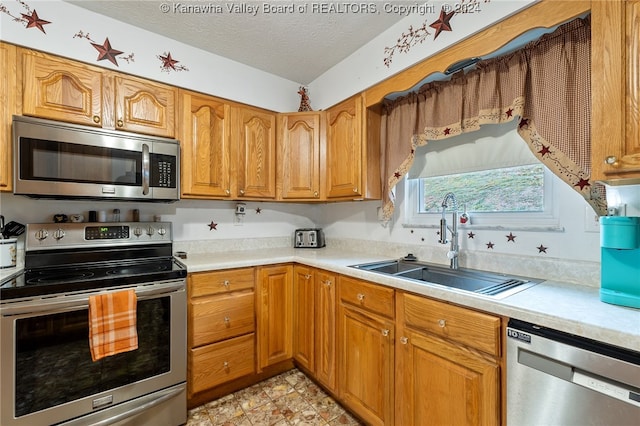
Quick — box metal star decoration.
[506,232,517,242]
[159,52,179,70]
[91,37,123,66]
[255,207,262,214]
[429,8,455,40]
[467,232,475,239]
[21,9,50,33]
[486,242,495,249]
[537,244,548,253]
[208,221,218,231]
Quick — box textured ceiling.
[65,0,406,84]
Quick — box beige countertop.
[180,247,640,352]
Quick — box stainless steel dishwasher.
[506,319,640,425]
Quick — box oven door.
[0,280,186,426]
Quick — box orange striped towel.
[88,289,138,361]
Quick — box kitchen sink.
[351,259,542,298]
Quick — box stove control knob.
[53,229,65,241]
[157,226,167,236]
[146,226,155,236]
[133,227,143,237]
[35,229,48,241]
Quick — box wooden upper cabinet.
[114,75,176,138]
[179,90,231,198]
[21,49,104,127]
[592,0,640,182]
[234,106,277,199]
[0,43,16,191]
[325,95,363,198]
[278,112,322,200]
[20,49,176,138]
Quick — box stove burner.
[106,263,170,276]
[26,270,95,284]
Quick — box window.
[403,122,560,230]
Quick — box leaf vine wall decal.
[0,0,51,34]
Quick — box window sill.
[401,223,565,233]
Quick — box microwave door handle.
[142,143,150,195]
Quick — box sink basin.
[351,259,541,298]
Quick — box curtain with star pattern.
[380,16,607,222]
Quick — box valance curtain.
[380,17,607,222]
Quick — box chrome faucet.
[439,192,459,269]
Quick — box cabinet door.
[315,269,336,392]
[592,0,640,180]
[293,265,315,371]
[396,329,500,426]
[21,50,103,127]
[234,106,276,198]
[325,95,363,198]
[114,75,176,137]
[278,112,322,200]
[338,304,394,426]
[0,43,16,191]
[180,91,231,198]
[257,264,293,370]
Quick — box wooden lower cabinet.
[257,264,293,370]
[395,292,501,426]
[293,266,337,392]
[338,276,395,426]
[187,268,256,400]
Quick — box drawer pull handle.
[400,336,409,345]
[382,329,390,337]
[224,316,230,325]
[357,293,365,302]
[438,319,446,328]
[223,361,229,370]
[304,274,311,280]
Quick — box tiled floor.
[186,369,363,426]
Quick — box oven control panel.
[25,222,172,250]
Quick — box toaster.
[294,228,325,248]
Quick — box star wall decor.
[255,207,262,214]
[208,221,218,231]
[506,232,517,242]
[467,232,475,239]
[486,242,495,249]
[537,244,548,253]
[73,31,134,67]
[429,8,455,40]
[1,1,51,34]
[158,51,189,73]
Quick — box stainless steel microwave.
[13,116,180,202]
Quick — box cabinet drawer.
[189,333,255,395]
[402,293,500,356]
[189,268,254,297]
[339,276,395,318]
[189,291,255,347]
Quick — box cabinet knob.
[117,119,124,127]
[222,280,230,288]
[382,329,390,337]
[92,115,101,124]
[304,274,311,280]
[322,280,332,287]
[225,189,230,195]
[223,361,229,370]
[224,316,230,326]
[353,187,358,193]
[605,156,618,165]
[239,189,245,195]
[400,336,409,345]
[438,319,446,328]
[314,191,319,198]
[357,293,365,302]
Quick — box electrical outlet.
[584,206,600,233]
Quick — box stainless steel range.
[0,222,187,426]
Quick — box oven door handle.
[0,280,185,316]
